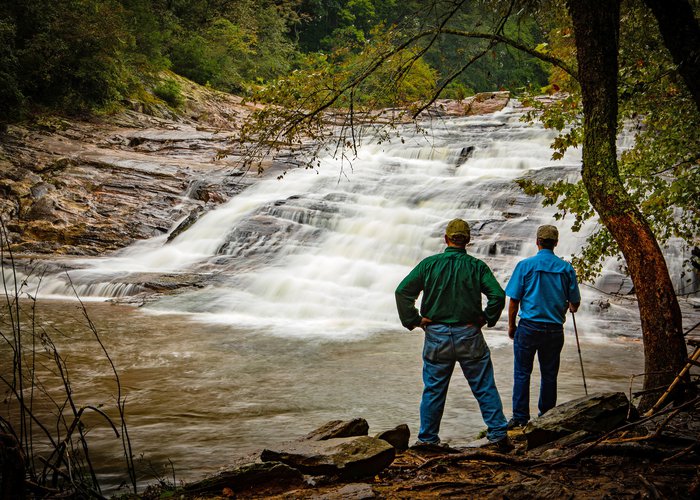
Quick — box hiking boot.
[491,436,515,453]
[411,440,457,453]
[506,418,527,430]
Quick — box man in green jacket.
[395,218,512,451]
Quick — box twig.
[638,474,661,499]
[661,442,699,463]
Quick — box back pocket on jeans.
[454,330,488,360]
[423,331,453,363]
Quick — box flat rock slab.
[304,418,369,440]
[312,483,376,499]
[524,391,630,449]
[261,435,395,479]
[183,461,304,494]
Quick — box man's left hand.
[419,317,433,329]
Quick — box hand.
[508,325,516,340]
[478,315,487,328]
[419,317,433,329]
[568,302,580,313]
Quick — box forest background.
[0,0,549,120]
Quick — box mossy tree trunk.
[566,0,688,409]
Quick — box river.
[2,103,697,493]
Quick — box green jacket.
[395,247,505,330]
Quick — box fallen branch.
[398,480,507,492]
[662,442,699,463]
[417,449,542,470]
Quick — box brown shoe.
[487,436,514,453]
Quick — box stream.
[2,102,697,493]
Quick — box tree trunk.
[565,0,687,410]
[642,0,700,111]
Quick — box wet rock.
[524,392,631,449]
[375,424,410,451]
[167,208,202,243]
[30,182,54,199]
[260,435,395,479]
[304,418,370,441]
[456,146,475,165]
[0,76,260,256]
[183,461,304,495]
[25,197,58,222]
[432,92,510,117]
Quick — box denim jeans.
[418,323,508,444]
[512,318,565,423]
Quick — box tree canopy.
[0,0,550,121]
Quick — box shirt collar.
[444,246,467,254]
[537,249,555,255]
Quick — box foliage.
[0,16,22,122]
[3,0,135,115]
[0,0,302,117]
[169,18,253,92]
[422,4,550,93]
[515,0,699,285]
[153,79,184,107]
[236,27,443,175]
[0,0,551,119]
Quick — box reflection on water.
[1,299,647,492]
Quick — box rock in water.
[524,391,631,449]
[260,435,395,479]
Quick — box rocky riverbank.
[140,392,700,499]
[0,73,261,256]
[0,74,510,258]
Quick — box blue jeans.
[512,318,565,423]
[419,324,508,444]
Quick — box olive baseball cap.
[537,224,559,240]
[445,218,471,242]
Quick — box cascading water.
[15,105,608,332]
[4,102,698,491]
[22,102,694,336]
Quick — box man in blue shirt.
[504,225,581,428]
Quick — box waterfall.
[7,103,695,339]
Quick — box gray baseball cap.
[537,225,559,240]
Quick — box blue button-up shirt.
[505,249,581,325]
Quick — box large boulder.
[524,392,631,449]
[260,435,395,479]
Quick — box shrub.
[153,79,184,107]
